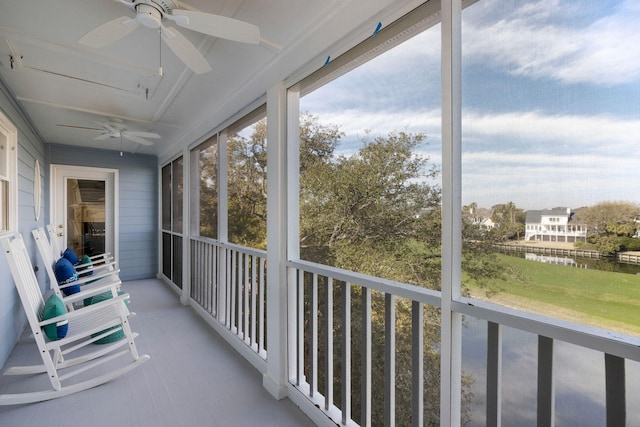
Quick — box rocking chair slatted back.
[31,228,62,295]
[1,234,46,330]
[32,228,122,309]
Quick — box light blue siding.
[48,144,158,281]
[0,80,47,368]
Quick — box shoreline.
[504,240,640,256]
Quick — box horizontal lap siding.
[0,80,47,368]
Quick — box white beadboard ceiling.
[0,0,418,160]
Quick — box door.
[51,165,117,262]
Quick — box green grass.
[464,254,640,335]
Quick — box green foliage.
[575,201,640,239]
[198,144,218,239]
[226,120,268,248]
[487,202,525,241]
[577,234,640,254]
[217,115,475,425]
[300,130,442,287]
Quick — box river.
[461,314,640,426]
[499,249,640,275]
[462,249,640,425]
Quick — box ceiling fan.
[78,0,261,74]
[58,121,161,146]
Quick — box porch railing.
[189,237,267,360]
[186,241,640,426]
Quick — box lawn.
[464,254,640,336]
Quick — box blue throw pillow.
[54,257,80,296]
[62,247,79,265]
[41,294,69,340]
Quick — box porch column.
[441,0,463,425]
[181,145,191,306]
[263,81,289,399]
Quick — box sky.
[300,0,640,211]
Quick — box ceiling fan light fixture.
[136,4,163,29]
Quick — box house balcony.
[1,1,638,425]
[2,237,639,426]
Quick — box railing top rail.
[189,236,267,259]
[454,298,640,362]
[287,259,441,307]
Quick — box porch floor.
[0,279,314,427]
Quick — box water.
[461,317,640,426]
[501,251,640,275]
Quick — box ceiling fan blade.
[78,16,140,48]
[123,134,154,146]
[161,26,212,74]
[126,131,161,139]
[94,133,112,140]
[171,10,260,44]
[56,124,102,131]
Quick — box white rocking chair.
[32,228,121,310]
[0,233,150,405]
[46,224,113,268]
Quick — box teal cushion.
[54,257,80,296]
[89,292,128,344]
[41,294,69,340]
[78,254,94,278]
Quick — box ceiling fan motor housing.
[135,4,163,29]
[134,0,178,28]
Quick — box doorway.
[51,165,118,262]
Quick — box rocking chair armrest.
[39,293,130,327]
[57,272,121,290]
[88,252,111,261]
[61,282,122,305]
[75,269,121,286]
[75,260,117,271]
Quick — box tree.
[300,131,442,286]
[299,129,473,425]
[487,202,525,242]
[227,120,268,248]
[575,201,640,253]
[215,116,472,425]
[198,143,218,239]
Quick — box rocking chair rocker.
[0,233,150,405]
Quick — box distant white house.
[524,208,587,243]
[467,206,495,231]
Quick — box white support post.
[263,81,290,399]
[218,131,228,323]
[441,0,463,426]
[181,146,191,306]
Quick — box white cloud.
[463,110,640,154]
[463,0,640,85]
[314,108,441,139]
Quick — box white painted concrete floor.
[0,279,315,427]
